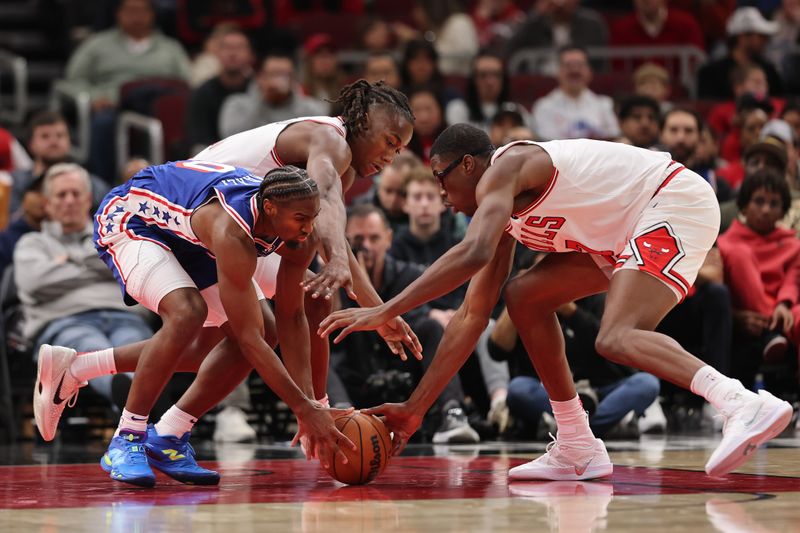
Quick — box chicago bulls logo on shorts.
[628,222,689,298]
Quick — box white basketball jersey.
[193,116,347,175]
[499,139,681,262]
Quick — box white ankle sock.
[691,366,753,413]
[155,405,197,437]
[551,395,595,446]
[70,348,116,382]
[115,408,148,436]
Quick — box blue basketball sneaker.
[144,425,220,485]
[100,430,156,488]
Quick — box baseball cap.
[760,119,794,146]
[744,135,788,170]
[727,7,778,36]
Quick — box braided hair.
[256,165,318,214]
[330,79,414,139]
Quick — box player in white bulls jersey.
[320,123,793,480]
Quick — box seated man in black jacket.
[391,167,510,429]
[332,204,479,443]
[489,292,662,439]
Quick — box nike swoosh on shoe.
[743,401,764,428]
[53,373,68,405]
[574,458,593,476]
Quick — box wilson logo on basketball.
[367,435,382,481]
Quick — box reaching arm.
[213,230,310,413]
[317,240,423,360]
[404,233,516,414]
[363,233,517,452]
[194,204,356,465]
[319,171,517,342]
[274,239,318,398]
[301,131,357,299]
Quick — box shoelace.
[66,389,80,408]
[544,433,562,454]
[125,443,148,464]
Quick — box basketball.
[323,412,391,485]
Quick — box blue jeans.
[507,373,660,437]
[36,309,152,404]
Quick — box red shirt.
[716,160,744,190]
[718,219,800,313]
[610,9,705,74]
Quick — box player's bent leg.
[145,302,278,484]
[595,269,702,387]
[505,253,612,481]
[504,253,609,401]
[173,337,255,422]
[124,288,208,415]
[597,269,792,477]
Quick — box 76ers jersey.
[500,139,680,263]
[94,160,282,297]
[193,116,347,175]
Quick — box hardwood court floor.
[1,434,799,532]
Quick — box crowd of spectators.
[1,0,800,442]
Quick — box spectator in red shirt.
[610,0,704,70]
[717,168,800,364]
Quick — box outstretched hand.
[377,316,424,361]
[361,402,423,456]
[292,401,356,469]
[318,304,392,343]
[301,257,357,301]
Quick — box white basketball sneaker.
[509,435,613,481]
[33,344,85,441]
[705,389,793,477]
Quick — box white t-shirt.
[531,88,620,141]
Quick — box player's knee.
[594,328,631,365]
[503,279,536,316]
[504,276,561,316]
[161,291,208,333]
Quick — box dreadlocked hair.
[257,165,318,213]
[330,79,414,139]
